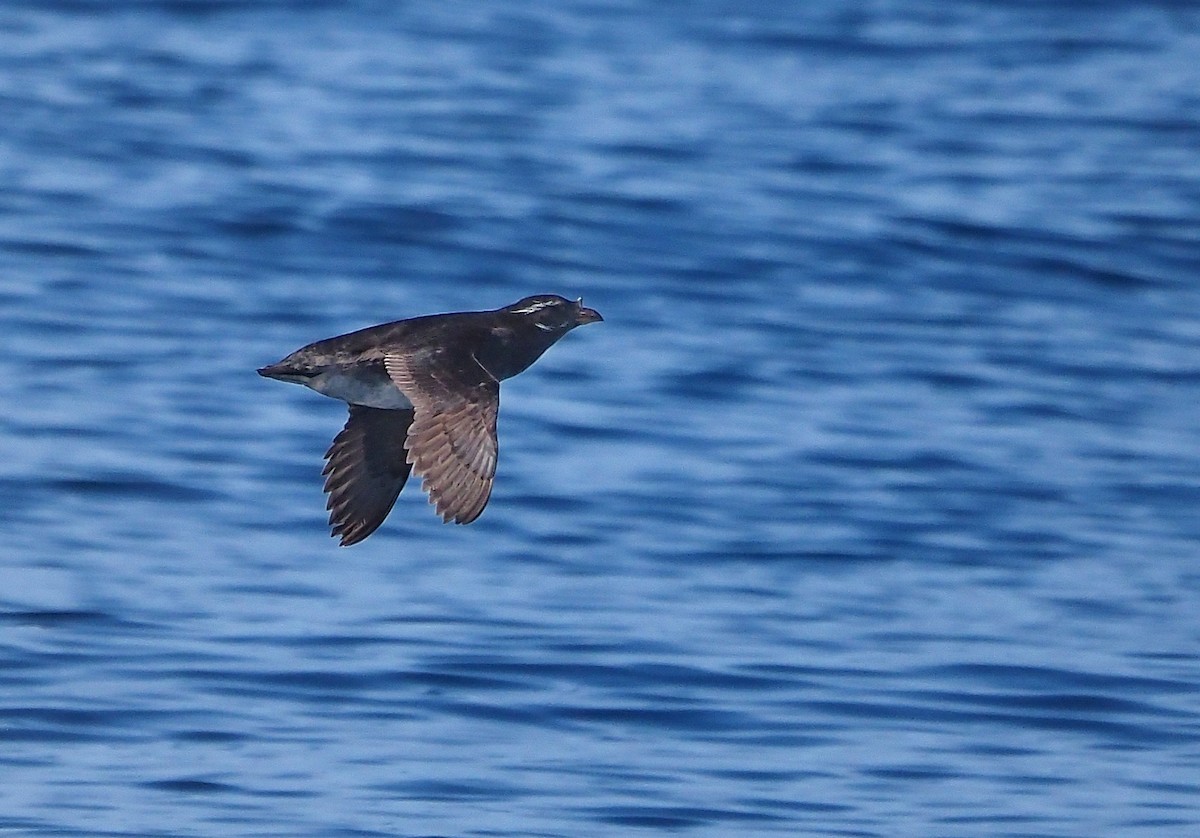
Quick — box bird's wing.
[322,405,415,546]
[384,348,499,524]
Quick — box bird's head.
[503,294,603,334]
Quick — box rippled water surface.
[3,2,1200,836]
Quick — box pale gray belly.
[306,366,413,409]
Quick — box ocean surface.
[2,2,1200,836]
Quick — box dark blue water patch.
[214,582,333,600]
[209,203,311,241]
[600,141,705,164]
[19,1,346,21]
[496,492,590,518]
[1122,818,1200,832]
[533,638,685,657]
[1130,778,1200,798]
[662,365,771,404]
[676,539,895,565]
[191,667,457,700]
[85,68,231,113]
[238,631,401,651]
[371,778,523,802]
[418,699,564,729]
[169,728,247,744]
[890,219,1168,292]
[687,542,846,565]
[424,659,795,694]
[143,778,240,795]
[1110,477,1199,521]
[403,669,524,692]
[47,475,219,503]
[564,189,695,221]
[736,796,856,820]
[379,613,544,633]
[588,804,789,829]
[0,608,130,629]
[1049,596,1146,620]
[918,663,1195,696]
[1019,254,1162,290]
[893,687,1191,723]
[915,369,992,392]
[861,763,960,782]
[554,703,750,733]
[805,696,1193,745]
[0,238,106,258]
[706,767,826,784]
[320,203,463,247]
[0,706,153,743]
[931,812,1056,835]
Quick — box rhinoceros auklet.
[259,294,602,545]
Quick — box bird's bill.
[574,298,603,324]
[257,362,313,383]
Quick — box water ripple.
[2,1,1199,836]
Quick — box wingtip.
[332,523,369,547]
[432,496,484,525]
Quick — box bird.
[258,294,602,545]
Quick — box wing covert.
[384,349,499,524]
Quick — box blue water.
[3,1,1200,835]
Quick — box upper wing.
[384,348,499,524]
[322,405,415,545]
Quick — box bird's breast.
[306,364,414,409]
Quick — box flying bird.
[259,294,603,545]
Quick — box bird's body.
[259,294,601,545]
